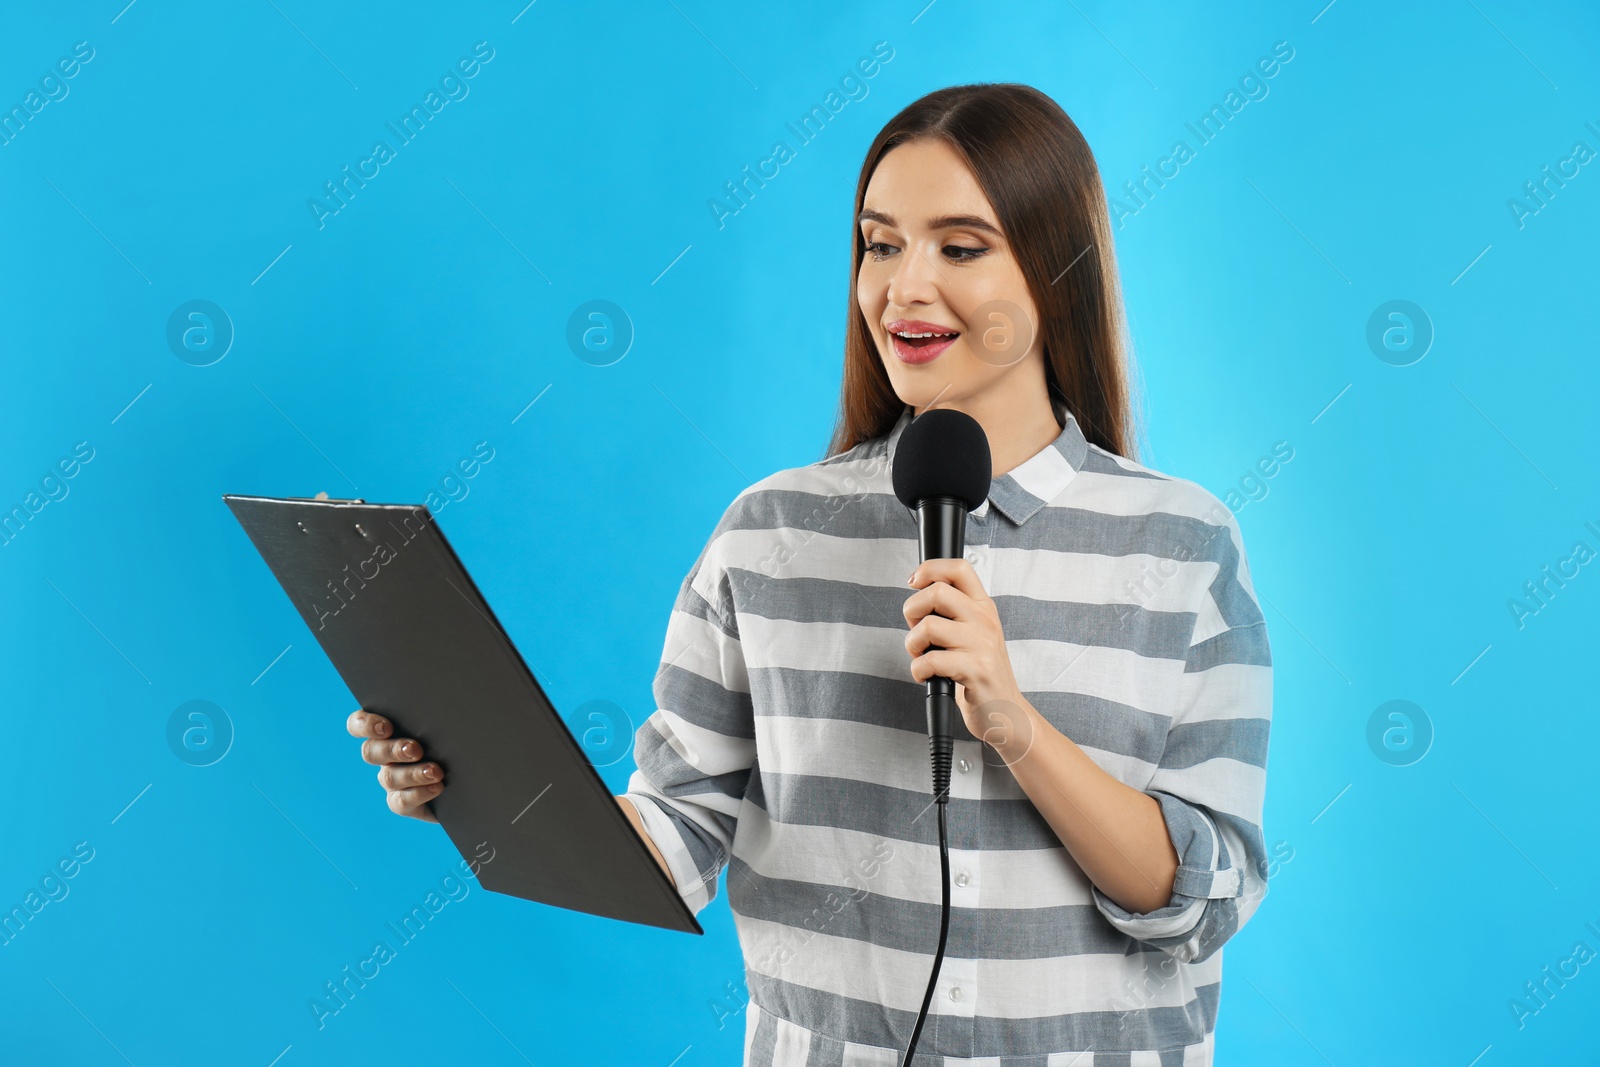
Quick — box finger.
[909,557,986,601]
[909,648,960,685]
[387,783,443,821]
[346,709,392,739]
[378,762,443,790]
[905,613,962,657]
[361,737,423,765]
[902,581,973,628]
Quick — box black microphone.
[890,405,990,1067]
[891,406,992,803]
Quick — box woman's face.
[856,137,1044,413]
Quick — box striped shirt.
[624,399,1273,1066]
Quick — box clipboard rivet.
[296,521,308,534]
[355,523,369,538]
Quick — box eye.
[944,244,987,262]
[864,240,897,261]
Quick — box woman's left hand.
[903,558,1033,752]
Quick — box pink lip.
[885,319,961,365]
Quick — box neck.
[914,389,1062,478]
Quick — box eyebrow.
[857,208,1004,238]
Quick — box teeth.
[894,330,956,339]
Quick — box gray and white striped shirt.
[624,399,1273,1066]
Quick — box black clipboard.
[223,492,702,935]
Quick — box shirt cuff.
[1090,790,1243,940]
[624,791,717,917]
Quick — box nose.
[886,240,943,311]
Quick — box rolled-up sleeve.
[622,509,757,917]
[1091,508,1273,963]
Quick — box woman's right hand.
[347,709,444,823]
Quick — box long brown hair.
[825,83,1138,461]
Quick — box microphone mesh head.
[891,407,992,512]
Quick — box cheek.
[957,291,1041,367]
[856,271,886,335]
[856,262,882,307]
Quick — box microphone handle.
[915,498,968,805]
[925,679,956,804]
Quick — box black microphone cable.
[900,679,956,1066]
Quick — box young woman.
[349,83,1273,1066]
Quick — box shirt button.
[957,758,971,774]
[948,986,963,1002]
[954,870,969,887]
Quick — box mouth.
[886,320,961,364]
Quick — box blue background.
[3,0,1597,1063]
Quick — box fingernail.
[907,570,917,586]
[425,765,437,779]
[375,721,389,737]
[402,742,415,758]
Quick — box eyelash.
[863,241,988,263]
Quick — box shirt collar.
[883,398,1089,525]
